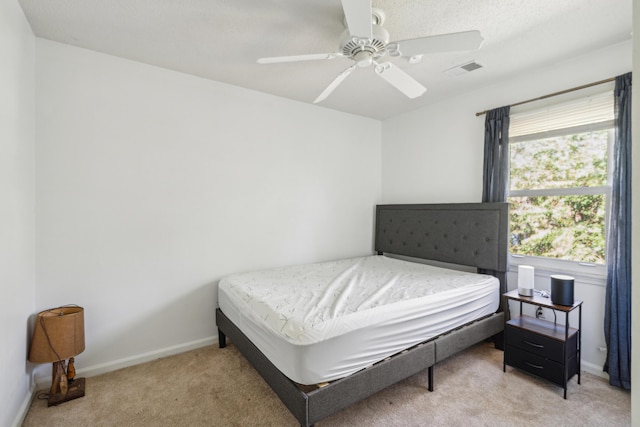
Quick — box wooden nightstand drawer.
[506,323,576,363]
[506,345,578,386]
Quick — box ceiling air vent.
[443,61,483,77]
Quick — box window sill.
[509,254,606,287]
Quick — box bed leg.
[493,331,504,351]
[218,329,226,348]
[428,366,434,391]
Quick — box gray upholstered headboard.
[375,203,509,286]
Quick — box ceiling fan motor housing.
[339,24,390,64]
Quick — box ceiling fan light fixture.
[353,50,373,67]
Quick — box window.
[508,90,614,266]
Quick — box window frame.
[507,113,614,279]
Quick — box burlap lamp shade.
[29,306,85,363]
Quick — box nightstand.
[503,289,582,399]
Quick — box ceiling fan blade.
[257,53,342,64]
[373,62,426,99]
[341,0,372,39]
[395,30,484,57]
[314,65,357,104]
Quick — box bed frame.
[216,202,509,426]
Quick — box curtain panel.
[604,72,632,389]
[481,106,511,316]
[482,106,511,203]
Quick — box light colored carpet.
[22,341,630,426]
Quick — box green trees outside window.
[509,129,610,263]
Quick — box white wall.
[381,40,632,375]
[34,39,381,380]
[0,1,36,426]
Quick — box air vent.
[443,61,483,77]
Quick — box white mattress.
[218,255,499,385]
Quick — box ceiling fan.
[257,0,483,103]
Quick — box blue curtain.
[604,72,632,389]
[482,106,511,203]
[481,106,511,309]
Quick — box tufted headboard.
[375,203,509,291]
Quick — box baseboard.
[34,336,217,390]
[581,360,609,380]
[11,382,37,427]
[29,335,610,388]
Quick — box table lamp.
[28,306,86,406]
[517,265,535,296]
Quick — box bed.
[216,203,509,426]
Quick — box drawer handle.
[525,361,544,370]
[523,339,544,349]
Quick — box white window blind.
[509,91,614,139]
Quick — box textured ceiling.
[18,0,632,120]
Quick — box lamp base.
[517,287,533,296]
[48,377,85,407]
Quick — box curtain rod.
[475,76,616,117]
